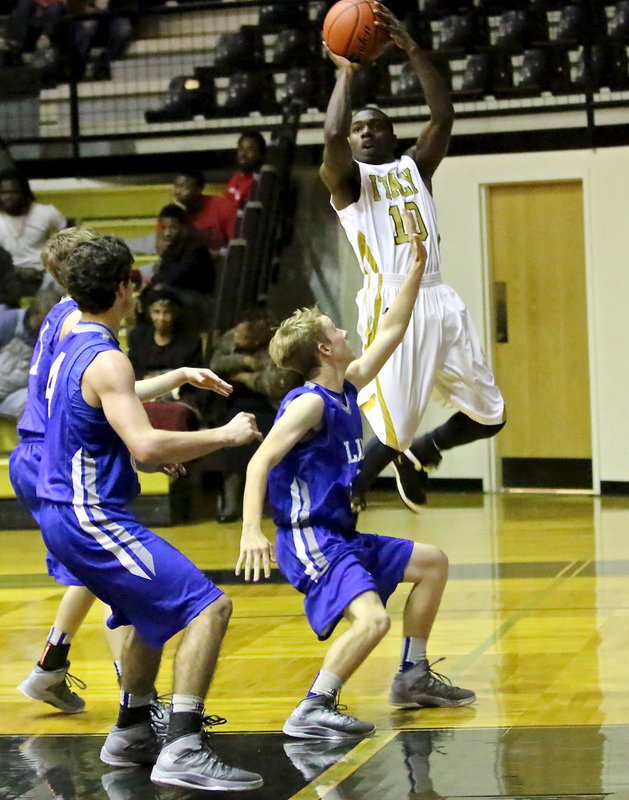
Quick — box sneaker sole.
[150,769,263,791]
[283,722,375,740]
[389,693,476,709]
[17,682,85,714]
[391,462,426,514]
[100,748,159,767]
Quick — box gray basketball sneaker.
[100,721,162,767]
[283,693,376,740]
[150,731,263,791]
[17,662,86,713]
[149,693,171,742]
[389,659,476,709]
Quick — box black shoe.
[409,434,443,470]
[391,455,428,513]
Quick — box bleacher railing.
[0,0,627,163]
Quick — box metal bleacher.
[0,0,627,165]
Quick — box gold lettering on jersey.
[368,173,392,200]
[378,175,392,199]
[368,174,381,201]
[369,169,419,201]
[399,167,419,195]
[387,172,404,199]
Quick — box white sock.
[400,637,427,671]
[308,670,343,697]
[119,689,154,708]
[47,626,71,646]
[170,694,205,715]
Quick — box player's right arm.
[237,392,325,582]
[320,48,362,210]
[81,349,261,464]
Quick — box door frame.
[478,176,600,494]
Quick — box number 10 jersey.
[333,154,440,278]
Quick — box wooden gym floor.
[2,488,629,799]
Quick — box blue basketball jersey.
[268,380,364,532]
[17,297,78,438]
[37,321,140,507]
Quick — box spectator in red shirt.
[171,170,235,253]
[224,131,267,211]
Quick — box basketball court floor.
[2,489,629,799]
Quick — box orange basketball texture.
[323,0,390,63]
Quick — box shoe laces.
[64,671,86,693]
[149,693,171,719]
[420,658,460,694]
[324,691,357,723]
[198,714,227,745]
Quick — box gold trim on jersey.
[375,375,400,450]
[357,231,380,275]
[364,274,383,348]
[358,273,400,450]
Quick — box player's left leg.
[18,584,94,713]
[400,286,506,509]
[409,409,506,471]
[101,628,164,768]
[284,590,389,740]
[389,543,476,708]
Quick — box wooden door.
[487,181,591,488]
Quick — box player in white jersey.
[321,2,506,510]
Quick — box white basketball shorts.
[356,272,504,451]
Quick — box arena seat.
[436,12,487,53]
[351,62,391,108]
[222,70,277,115]
[609,1,629,39]
[144,75,215,123]
[493,9,547,51]
[272,27,320,68]
[257,2,309,28]
[214,29,265,71]
[455,53,493,98]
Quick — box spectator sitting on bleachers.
[209,308,300,522]
[224,130,267,211]
[128,285,204,412]
[77,0,138,81]
[154,203,214,296]
[0,287,57,419]
[171,169,235,254]
[0,0,68,68]
[0,169,66,298]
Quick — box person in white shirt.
[0,169,66,298]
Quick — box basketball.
[323,0,391,63]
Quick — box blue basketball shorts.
[39,500,223,649]
[275,525,414,640]
[9,439,83,587]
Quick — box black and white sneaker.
[391,454,429,512]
